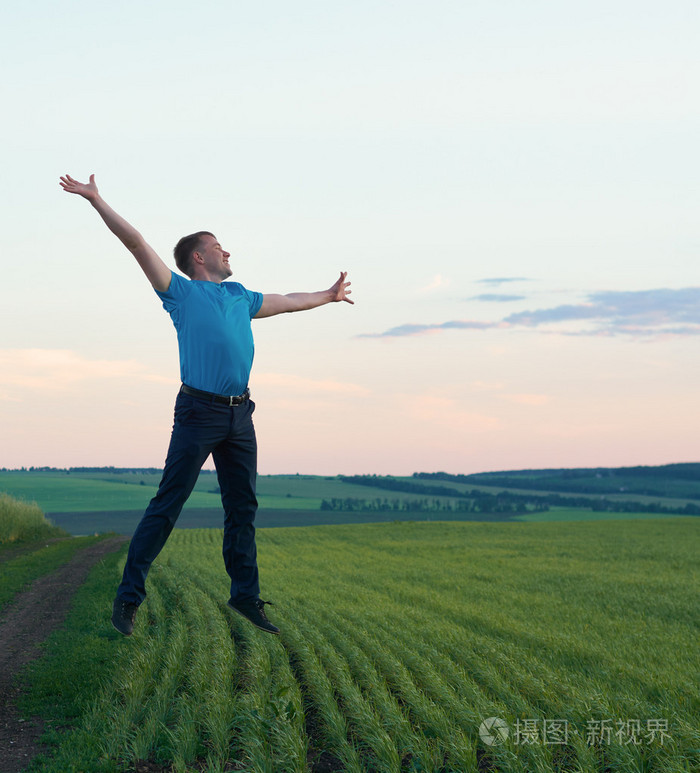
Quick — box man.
[60,174,353,636]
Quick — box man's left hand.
[329,271,354,304]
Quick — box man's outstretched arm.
[60,174,172,292]
[254,271,354,318]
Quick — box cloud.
[358,320,500,338]
[393,393,502,432]
[505,288,700,334]
[360,287,700,340]
[471,293,526,302]
[477,277,531,286]
[504,303,601,326]
[419,274,449,293]
[0,349,169,393]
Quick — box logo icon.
[479,717,510,746]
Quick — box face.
[195,234,232,280]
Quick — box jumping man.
[60,174,353,636]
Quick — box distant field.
[0,470,523,520]
[414,464,700,501]
[47,506,687,536]
[1,470,694,537]
[395,475,700,510]
[0,472,325,513]
[47,508,525,536]
[21,518,699,772]
[0,472,202,512]
[512,508,687,523]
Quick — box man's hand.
[60,173,99,202]
[329,271,354,305]
[59,172,171,292]
[255,271,354,318]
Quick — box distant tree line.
[413,465,700,500]
[337,476,544,514]
[339,474,471,498]
[320,496,537,514]
[339,475,700,516]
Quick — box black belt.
[180,384,250,406]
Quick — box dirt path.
[0,536,128,773]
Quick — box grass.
[0,535,105,610]
[15,517,700,772]
[18,541,134,771]
[0,491,68,545]
[512,507,686,522]
[0,491,105,611]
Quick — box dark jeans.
[117,390,260,606]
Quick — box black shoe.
[112,597,139,636]
[228,598,280,635]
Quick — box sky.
[1,0,698,475]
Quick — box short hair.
[173,231,215,277]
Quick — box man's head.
[174,231,232,281]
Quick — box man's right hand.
[59,172,172,292]
[60,173,99,202]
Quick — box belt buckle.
[229,388,249,406]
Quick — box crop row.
[30,519,699,772]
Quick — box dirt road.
[0,536,128,773]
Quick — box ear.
[192,250,205,265]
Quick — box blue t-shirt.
[156,271,263,395]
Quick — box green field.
[449,464,700,500]
[396,476,700,511]
[1,471,523,515]
[511,508,686,523]
[2,471,696,537]
[0,471,224,513]
[33,507,524,539]
[19,518,700,772]
[0,472,378,515]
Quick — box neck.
[190,268,225,283]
